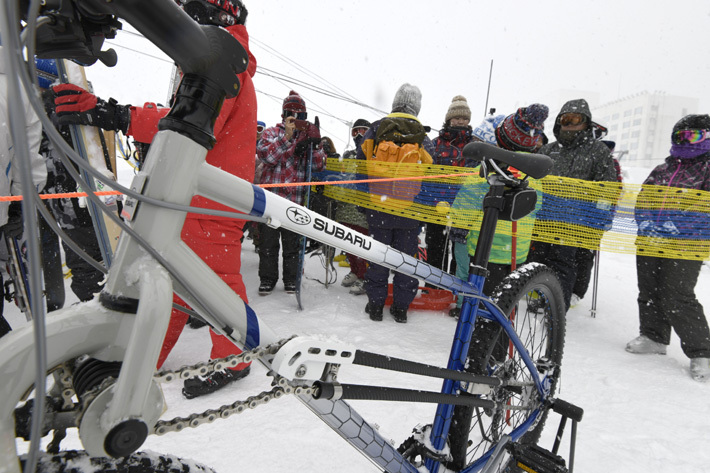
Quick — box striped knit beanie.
[445,95,472,123]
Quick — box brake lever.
[32,1,121,66]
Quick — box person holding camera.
[256,90,325,295]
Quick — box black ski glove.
[52,84,131,133]
[294,138,310,156]
[1,201,23,240]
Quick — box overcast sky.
[85,0,710,151]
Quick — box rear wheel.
[447,263,566,471]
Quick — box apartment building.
[593,92,698,168]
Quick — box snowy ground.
[7,165,710,472]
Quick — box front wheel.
[446,263,566,471]
[23,450,218,473]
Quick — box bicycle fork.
[426,179,513,472]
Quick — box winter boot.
[690,358,710,382]
[625,335,667,355]
[341,272,359,287]
[349,279,366,295]
[365,302,383,322]
[182,366,251,399]
[390,306,408,324]
[284,282,297,294]
[258,280,276,296]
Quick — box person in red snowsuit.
[52,0,256,398]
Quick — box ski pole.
[590,250,600,318]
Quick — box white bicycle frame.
[0,123,479,472]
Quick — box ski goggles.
[672,129,710,145]
[176,0,245,27]
[257,124,265,133]
[559,113,587,127]
[284,110,307,120]
[351,126,369,138]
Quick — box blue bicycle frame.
[423,177,549,473]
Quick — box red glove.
[53,83,97,113]
[52,84,131,133]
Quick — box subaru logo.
[286,207,311,225]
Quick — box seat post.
[470,177,507,272]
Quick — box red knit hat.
[496,103,549,152]
[282,90,306,113]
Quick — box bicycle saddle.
[462,142,553,179]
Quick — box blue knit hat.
[472,114,506,145]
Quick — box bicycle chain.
[150,336,317,436]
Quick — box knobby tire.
[22,450,218,473]
[446,263,566,471]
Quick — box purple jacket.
[635,152,710,240]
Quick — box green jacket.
[452,176,541,265]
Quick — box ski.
[295,126,317,310]
[54,59,122,267]
[3,235,33,321]
[322,199,336,287]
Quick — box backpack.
[362,113,433,206]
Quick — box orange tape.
[258,171,478,188]
[0,190,123,201]
[0,171,477,200]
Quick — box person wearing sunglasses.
[627,114,710,382]
[256,90,325,296]
[528,98,618,312]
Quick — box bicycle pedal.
[509,444,567,473]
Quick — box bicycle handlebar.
[462,142,553,179]
[40,0,248,98]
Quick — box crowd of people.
[0,0,708,412]
[252,83,710,382]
